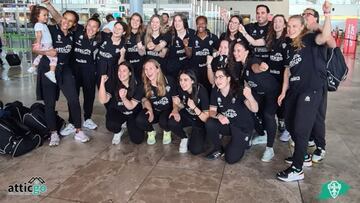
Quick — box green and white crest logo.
[318,180,350,200]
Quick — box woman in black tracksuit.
[206,39,229,86]
[166,14,194,78]
[98,61,144,144]
[125,13,146,81]
[135,59,176,145]
[34,11,90,146]
[240,14,291,141]
[97,21,127,87]
[231,41,280,163]
[189,16,219,91]
[168,69,209,154]
[206,68,258,164]
[276,3,332,181]
[144,14,169,75]
[219,15,247,45]
[70,17,102,130]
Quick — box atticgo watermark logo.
[8,177,47,196]
[318,180,350,200]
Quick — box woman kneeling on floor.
[206,68,258,164]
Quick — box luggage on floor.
[5,53,21,66]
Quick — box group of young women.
[33,0,334,182]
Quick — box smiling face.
[219,40,229,55]
[113,23,124,38]
[196,17,207,33]
[86,19,100,38]
[256,6,268,25]
[214,70,230,90]
[273,16,286,33]
[62,12,76,30]
[174,16,185,31]
[38,9,49,24]
[131,15,141,30]
[303,9,317,26]
[228,16,240,33]
[118,64,131,83]
[233,43,248,62]
[287,17,305,39]
[151,16,161,32]
[144,61,159,83]
[179,73,193,92]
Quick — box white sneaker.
[261,147,274,162]
[83,119,98,130]
[45,70,57,84]
[60,123,76,136]
[49,132,60,147]
[179,138,188,153]
[279,130,291,142]
[27,66,37,74]
[252,135,267,145]
[112,129,125,145]
[74,131,90,143]
[147,131,156,145]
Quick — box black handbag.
[6,53,21,66]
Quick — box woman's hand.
[147,41,156,50]
[119,88,127,99]
[206,55,213,66]
[101,75,108,83]
[169,111,181,122]
[238,24,247,35]
[145,109,154,122]
[259,62,269,72]
[323,0,332,14]
[278,92,286,106]
[183,38,189,47]
[187,98,196,110]
[218,114,230,125]
[243,86,252,100]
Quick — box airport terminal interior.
[0,0,360,202]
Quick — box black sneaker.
[277,165,304,182]
[312,147,326,163]
[285,154,312,167]
[205,149,224,160]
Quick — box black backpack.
[325,47,349,91]
[23,103,65,139]
[0,117,42,157]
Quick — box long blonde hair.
[289,15,308,51]
[144,15,166,46]
[142,59,167,98]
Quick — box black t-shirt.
[72,24,100,65]
[105,82,143,115]
[177,84,209,120]
[125,32,145,69]
[97,32,125,65]
[145,33,170,71]
[48,24,73,65]
[219,31,248,46]
[147,76,176,112]
[245,22,270,61]
[167,28,195,75]
[268,38,291,83]
[285,33,323,93]
[243,57,279,94]
[189,31,219,85]
[210,87,254,132]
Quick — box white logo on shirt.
[209,40,213,45]
[154,97,169,106]
[260,30,264,34]
[79,35,83,40]
[282,43,287,49]
[231,97,236,104]
[270,53,283,62]
[222,109,237,118]
[57,35,62,43]
[195,40,199,48]
[305,96,311,102]
[289,54,302,68]
[247,81,258,88]
[166,85,171,92]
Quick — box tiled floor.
[0,50,359,203]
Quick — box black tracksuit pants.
[135,109,172,132]
[309,84,327,150]
[38,61,82,131]
[285,88,323,169]
[106,108,144,144]
[168,109,206,155]
[206,118,251,164]
[255,92,278,147]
